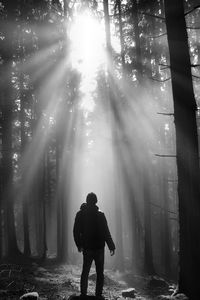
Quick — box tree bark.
[1,1,20,258]
[143,170,155,275]
[19,66,31,257]
[164,1,200,298]
[115,0,125,73]
[159,161,171,278]
[104,0,125,270]
[131,0,143,81]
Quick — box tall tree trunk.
[19,43,31,256]
[0,171,2,259]
[103,0,125,270]
[1,81,19,257]
[56,134,63,260]
[115,0,125,73]
[143,170,155,275]
[31,0,50,259]
[114,159,124,271]
[0,20,4,262]
[164,1,200,298]
[159,162,171,278]
[1,1,20,258]
[41,154,47,260]
[18,0,32,259]
[56,137,69,262]
[21,93,31,257]
[131,0,142,81]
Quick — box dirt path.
[0,263,173,300]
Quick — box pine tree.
[164,0,200,298]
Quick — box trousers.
[81,248,104,296]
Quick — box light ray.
[69,12,105,74]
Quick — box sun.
[69,12,105,75]
[68,11,105,114]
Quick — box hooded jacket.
[73,203,115,251]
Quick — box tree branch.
[187,26,200,30]
[139,11,165,20]
[109,9,130,18]
[159,63,170,70]
[157,112,174,116]
[185,5,200,16]
[148,32,167,39]
[192,74,200,79]
[155,154,176,157]
[191,64,200,67]
[150,202,177,215]
[151,77,171,82]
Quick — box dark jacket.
[73,203,115,251]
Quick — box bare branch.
[155,154,176,157]
[151,77,171,82]
[148,32,167,39]
[6,281,14,288]
[109,8,130,18]
[159,63,170,70]
[157,112,174,116]
[139,11,165,21]
[185,5,200,16]
[187,26,200,30]
[150,202,177,215]
[191,64,200,67]
[192,75,200,79]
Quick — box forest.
[0,0,200,299]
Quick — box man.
[73,193,115,299]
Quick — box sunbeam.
[69,12,105,75]
[1,1,187,289]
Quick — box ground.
[0,263,182,300]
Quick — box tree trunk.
[20,73,31,257]
[56,107,68,262]
[159,162,171,278]
[143,170,155,275]
[103,0,125,270]
[164,1,200,298]
[1,2,20,257]
[131,0,142,81]
[41,154,47,260]
[56,138,63,260]
[115,0,125,73]
[1,85,19,257]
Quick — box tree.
[103,0,125,271]
[143,169,155,275]
[0,0,21,258]
[164,0,200,298]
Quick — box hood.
[80,202,99,212]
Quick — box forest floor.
[0,262,184,300]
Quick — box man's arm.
[73,212,83,252]
[102,213,116,254]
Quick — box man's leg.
[81,250,93,296]
[94,248,104,297]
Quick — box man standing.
[73,193,115,299]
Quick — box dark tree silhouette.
[1,0,21,258]
[164,0,200,298]
[103,0,125,271]
[143,171,155,275]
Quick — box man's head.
[86,192,98,205]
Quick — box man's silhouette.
[73,193,115,299]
